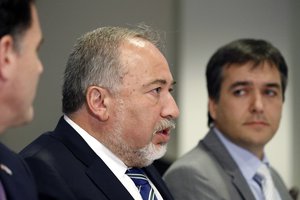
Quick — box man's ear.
[0,35,16,81]
[208,98,217,121]
[86,86,110,121]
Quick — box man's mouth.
[155,128,170,136]
[243,121,269,126]
[153,128,171,144]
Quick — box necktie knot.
[254,164,270,186]
[126,168,157,200]
[126,168,149,186]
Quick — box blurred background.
[1,0,299,189]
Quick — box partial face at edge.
[9,4,43,126]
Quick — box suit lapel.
[201,129,256,200]
[144,165,173,200]
[0,143,15,199]
[86,161,133,200]
[52,117,133,200]
[52,117,97,165]
[0,170,12,200]
[0,144,15,200]
[270,168,293,200]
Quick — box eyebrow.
[265,82,281,89]
[229,81,281,90]
[229,81,252,90]
[143,79,176,87]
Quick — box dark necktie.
[126,168,158,200]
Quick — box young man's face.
[209,62,283,158]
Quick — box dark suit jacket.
[163,129,292,200]
[0,142,38,200]
[20,117,174,200]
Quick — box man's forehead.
[126,37,147,48]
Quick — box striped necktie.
[126,168,158,200]
[253,164,281,200]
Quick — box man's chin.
[154,144,167,159]
[139,143,167,167]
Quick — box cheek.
[268,103,283,127]
[215,100,246,128]
[120,95,162,142]
[125,112,158,147]
[217,99,237,117]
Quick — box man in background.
[0,0,43,199]
[164,39,293,200]
[21,26,179,200]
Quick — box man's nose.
[161,93,180,119]
[250,92,264,113]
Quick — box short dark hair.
[0,0,35,47]
[206,39,288,127]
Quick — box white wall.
[291,0,300,188]
[177,0,295,187]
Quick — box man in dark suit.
[164,39,293,200]
[21,26,179,200]
[0,0,43,199]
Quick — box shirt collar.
[213,127,269,181]
[64,115,128,178]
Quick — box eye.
[264,89,277,97]
[152,87,162,94]
[233,89,246,96]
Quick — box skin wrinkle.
[96,37,179,168]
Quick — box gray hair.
[62,25,162,114]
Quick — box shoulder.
[18,132,81,199]
[20,132,63,159]
[0,143,39,200]
[164,142,220,176]
[0,142,30,175]
[163,142,233,200]
[270,167,293,200]
[164,142,227,185]
[19,131,79,182]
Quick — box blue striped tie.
[126,168,158,200]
